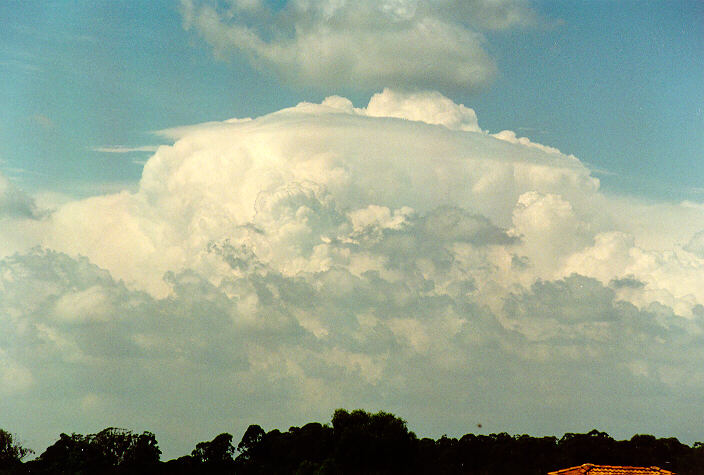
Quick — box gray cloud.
[685,230,704,258]
[2,248,703,458]
[0,173,40,219]
[179,0,539,91]
[609,275,646,290]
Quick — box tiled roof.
[548,464,675,475]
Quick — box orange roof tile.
[548,464,675,475]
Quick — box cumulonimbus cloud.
[1,89,704,457]
[179,0,537,91]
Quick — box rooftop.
[548,464,675,475]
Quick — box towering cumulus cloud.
[179,0,536,90]
[1,90,704,457]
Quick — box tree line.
[2,409,703,474]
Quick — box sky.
[1,0,703,460]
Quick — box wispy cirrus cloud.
[91,145,160,153]
[31,113,55,130]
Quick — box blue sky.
[1,0,702,199]
[2,0,704,460]
[1,0,302,195]
[476,0,704,200]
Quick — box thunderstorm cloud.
[1,90,704,456]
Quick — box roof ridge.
[548,463,675,475]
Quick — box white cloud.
[492,129,561,154]
[2,90,704,457]
[9,89,704,311]
[91,145,161,153]
[178,0,536,90]
[365,88,482,132]
[511,191,592,276]
[35,90,603,296]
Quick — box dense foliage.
[2,410,703,474]
[9,428,160,474]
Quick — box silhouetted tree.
[28,428,160,473]
[31,432,96,473]
[236,425,265,463]
[191,432,235,472]
[0,429,33,471]
[331,408,418,474]
[5,410,704,474]
[557,429,618,466]
[121,430,161,469]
